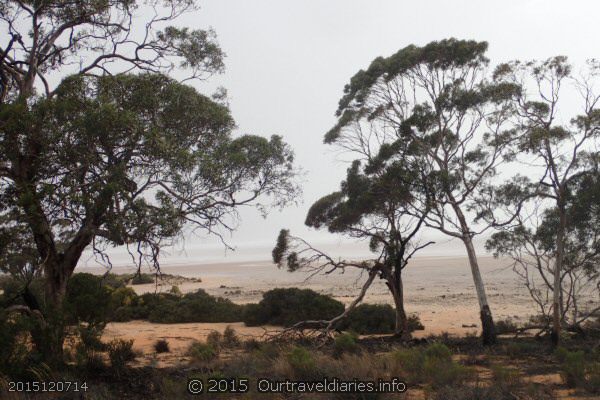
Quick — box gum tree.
[0,1,299,362]
[323,39,520,345]
[490,57,600,345]
[273,150,432,339]
[486,171,600,334]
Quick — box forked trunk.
[463,235,497,345]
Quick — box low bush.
[555,348,599,391]
[286,346,319,379]
[504,341,544,357]
[390,343,471,388]
[206,330,222,350]
[106,339,136,371]
[333,331,359,356]
[337,304,424,334]
[495,318,519,334]
[242,288,344,327]
[154,339,170,353]
[223,325,240,348]
[187,342,218,363]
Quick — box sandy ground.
[92,254,600,366]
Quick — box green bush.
[242,288,344,327]
[206,330,222,350]
[333,332,359,356]
[223,326,240,348]
[337,304,424,334]
[187,342,217,363]
[391,343,470,388]
[556,349,586,388]
[106,339,136,371]
[64,273,111,324]
[287,346,319,378]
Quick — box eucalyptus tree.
[273,149,432,339]
[0,1,299,363]
[1,0,224,102]
[486,171,600,334]
[489,57,600,345]
[323,39,520,345]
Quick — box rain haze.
[80,0,600,267]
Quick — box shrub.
[223,326,240,348]
[130,273,155,285]
[504,341,542,357]
[287,346,318,378]
[107,339,136,371]
[206,330,222,350]
[391,343,470,388]
[65,273,111,324]
[333,332,359,356]
[154,339,170,353]
[495,318,518,334]
[558,349,586,388]
[242,288,344,327]
[337,304,424,334]
[491,364,521,389]
[339,304,394,334]
[187,342,217,363]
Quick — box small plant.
[187,342,217,363]
[223,326,240,348]
[559,349,586,388]
[107,339,136,371]
[333,332,359,356]
[495,318,519,334]
[287,346,318,378]
[206,330,222,350]
[154,339,170,353]
[491,364,521,389]
[504,341,541,357]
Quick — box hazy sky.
[81,0,600,265]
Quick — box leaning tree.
[0,1,299,363]
[273,147,433,339]
[323,39,521,345]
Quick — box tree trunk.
[388,274,411,340]
[463,235,497,345]
[35,260,72,366]
[552,202,567,347]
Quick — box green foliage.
[106,339,136,372]
[242,288,344,327]
[64,273,111,325]
[333,332,359,356]
[187,342,218,363]
[554,348,600,391]
[206,331,223,350]
[222,326,240,348]
[391,343,470,388]
[338,304,424,334]
[286,346,318,378]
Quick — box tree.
[486,172,600,334]
[1,0,225,102]
[273,151,432,339]
[489,57,600,345]
[323,39,520,345]
[0,1,299,363]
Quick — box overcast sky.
[81,0,600,266]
